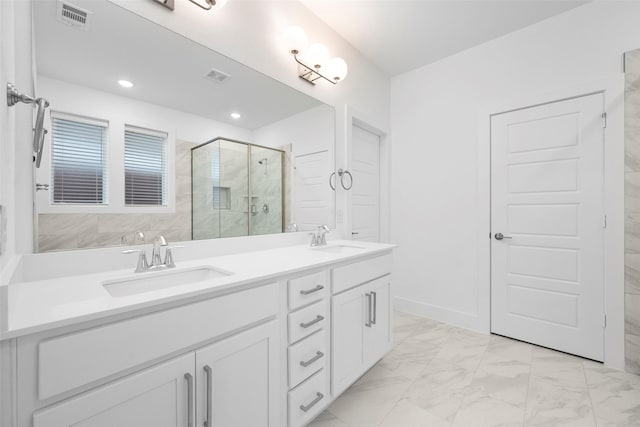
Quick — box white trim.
[344,105,391,243]
[477,74,625,370]
[395,297,485,333]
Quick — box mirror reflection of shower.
[191,138,284,240]
[258,158,268,175]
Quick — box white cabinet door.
[365,277,392,365]
[195,321,282,427]
[331,284,367,396]
[33,353,195,427]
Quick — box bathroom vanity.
[0,240,394,427]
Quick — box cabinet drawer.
[288,330,326,389]
[288,370,327,427]
[38,283,279,400]
[288,301,326,344]
[288,270,326,311]
[332,253,392,294]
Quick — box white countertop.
[1,240,394,340]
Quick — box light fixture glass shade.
[304,43,330,68]
[284,26,308,54]
[326,57,348,81]
[214,0,227,7]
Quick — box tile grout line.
[521,347,534,427]
[581,360,600,427]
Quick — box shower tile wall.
[38,140,195,252]
[625,49,640,374]
[251,147,284,236]
[192,140,249,240]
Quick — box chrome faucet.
[151,235,168,267]
[310,224,330,247]
[123,235,183,273]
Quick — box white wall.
[390,1,639,331]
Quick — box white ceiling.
[302,0,589,76]
[34,0,322,130]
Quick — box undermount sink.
[309,244,366,255]
[103,266,234,297]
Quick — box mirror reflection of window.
[124,126,168,207]
[51,113,108,205]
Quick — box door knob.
[494,232,512,240]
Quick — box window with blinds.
[51,114,108,204]
[124,126,168,206]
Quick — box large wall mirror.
[32,0,335,252]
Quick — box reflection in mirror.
[191,138,284,239]
[33,0,335,252]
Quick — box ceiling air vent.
[56,0,92,30]
[205,68,231,83]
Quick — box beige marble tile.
[379,399,450,427]
[38,213,98,236]
[625,294,640,336]
[625,254,640,295]
[625,332,640,375]
[465,351,530,406]
[97,214,151,233]
[308,410,350,427]
[38,234,78,252]
[403,362,476,421]
[584,363,640,426]
[486,334,534,364]
[524,376,596,427]
[453,394,525,427]
[530,346,588,389]
[625,172,640,213]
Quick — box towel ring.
[329,172,336,191]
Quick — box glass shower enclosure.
[191,137,284,240]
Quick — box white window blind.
[51,114,108,204]
[124,126,168,206]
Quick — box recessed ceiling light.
[230,112,241,119]
[118,79,134,88]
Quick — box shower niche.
[191,138,285,240]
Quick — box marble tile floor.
[309,311,640,427]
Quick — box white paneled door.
[490,93,605,361]
[294,150,331,231]
[351,124,380,242]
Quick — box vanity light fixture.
[284,26,348,85]
[230,112,241,119]
[118,79,134,88]
[187,0,227,11]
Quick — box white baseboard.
[394,296,489,334]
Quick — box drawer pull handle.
[300,315,324,329]
[300,284,324,295]
[300,351,324,367]
[204,365,212,427]
[300,392,324,412]
[365,293,372,327]
[372,291,377,325]
[184,373,194,427]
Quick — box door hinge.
[602,112,607,128]
[602,314,607,328]
[602,214,607,229]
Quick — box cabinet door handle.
[300,392,324,412]
[204,365,212,427]
[372,291,377,325]
[184,373,194,427]
[365,293,372,327]
[300,315,324,328]
[300,351,324,367]
[300,285,324,295]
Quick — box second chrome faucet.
[123,235,183,273]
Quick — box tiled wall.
[250,146,284,236]
[625,49,640,374]
[37,140,195,251]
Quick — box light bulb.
[304,43,330,69]
[284,26,308,55]
[118,79,134,88]
[326,57,348,82]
